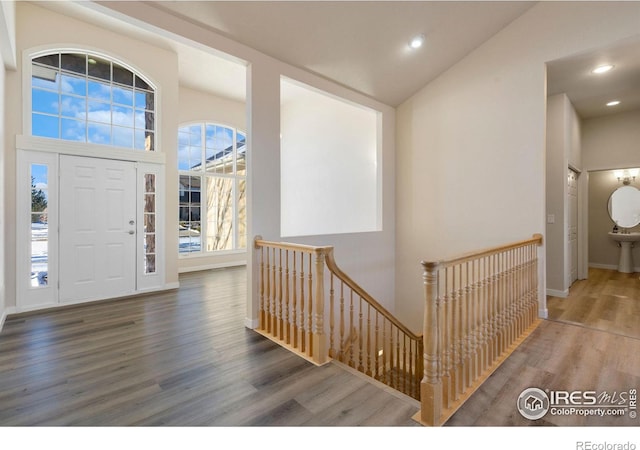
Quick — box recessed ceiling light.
[409,34,425,49]
[592,64,614,74]
[607,100,621,107]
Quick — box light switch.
[547,214,555,224]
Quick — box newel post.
[420,261,442,426]
[312,249,328,364]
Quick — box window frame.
[23,46,163,163]
[178,121,247,257]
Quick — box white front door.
[59,155,137,303]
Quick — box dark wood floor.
[0,267,419,427]
[1,266,638,431]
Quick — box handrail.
[423,233,543,268]
[254,237,330,254]
[324,248,421,341]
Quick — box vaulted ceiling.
[38,1,640,117]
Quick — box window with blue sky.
[31,52,155,150]
[178,123,246,254]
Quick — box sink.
[608,232,640,273]
[608,231,640,242]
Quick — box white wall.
[582,109,640,270]
[178,85,247,272]
[93,1,398,324]
[0,0,15,330]
[0,42,7,330]
[545,94,582,296]
[0,0,16,69]
[395,2,640,332]
[583,109,640,171]
[4,2,180,310]
[545,94,569,295]
[281,79,379,237]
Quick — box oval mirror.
[608,185,640,228]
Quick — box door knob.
[128,230,135,235]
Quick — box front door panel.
[59,155,137,303]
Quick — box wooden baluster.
[358,297,364,372]
[339,281,345,361]
[465,261,474,388]
[284,250,290,344]
[441,267,451,408]
[329,273,335,358]
[402,333,408,396]
[348,291,355,368]
[396,327,401,392]
[509,248,516,342]
[505,252,512,349]
[366,304,372,376]
[299,252,305,352]
[528,245,534,323]
[389,321,395,389]
[471,259,480,383]
[374,311,380,380]
[529,244,538,324]
[292,250,299,349]
[278,248,283,340]
[312,249,327,364]
[420,261,442,427]
[382,317,387,384]
[498,252,507,355]
[480,256,489,373]
[488,254,497,365]
[259,245,265,330]
[517,246,525,336]
[510,249,518,347]
[307,254,313,359]
[265,247,272,334]
[452,265,462,401]
[271,247,277,336]
[460,262,470,392]
[408,336,414,397]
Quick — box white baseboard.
[7,284,181,317]
[179,261,246,274]
[589,263,618,271]
[547,288,569,298]
[589,262,640,273]
[0,309,7,333]
[244,317,259,329]
[538,308,548,319]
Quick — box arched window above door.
[30,51,156,151]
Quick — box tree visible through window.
[178,123,246,254]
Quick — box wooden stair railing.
[253,238,422,400]
[254,239,332,365]
[415,234,544,426]
[324,248,423,400]
[254,234,544,422]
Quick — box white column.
[245,61,281,328]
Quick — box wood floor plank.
[0,267,420,426]
[1,266,637,427]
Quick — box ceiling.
[149,0,535,106]
[40,1,640,117]
[546,36,640,120]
